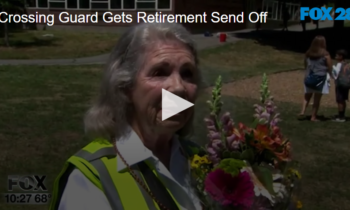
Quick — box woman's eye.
[181,69,193,78]
[152,69,168,76]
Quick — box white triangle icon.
[162,89,194,121]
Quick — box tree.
[0,0,24,47]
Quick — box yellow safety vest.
[49,138,199,210]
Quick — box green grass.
[199,39,303,86]
[0,30,119,59]
[0,41,349,210]
[0,65,101,210]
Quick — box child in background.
[332,52,343,79]
[333,49,349,122]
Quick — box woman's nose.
[167,74,186,98]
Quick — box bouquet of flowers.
[190,74,302,210]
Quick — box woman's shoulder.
[307,55,329,63]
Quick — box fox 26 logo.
[300,7,350,20]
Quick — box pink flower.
[253,99,281,128]
[204,169,255,209]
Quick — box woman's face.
[129,41,198,134]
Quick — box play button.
[162,89,194,121]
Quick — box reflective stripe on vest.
[50,139,183,210]
[74,148,124,209]
[74,147,161,210]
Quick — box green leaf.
[230,151,241,159]
[240,149,255,164]
[252,165,276,196]
[197,146,208,156]
[190,146,200,155]
[222,150,230,158]
[252,118,260,128]
[244,132,254,146]
[262,150,276,163]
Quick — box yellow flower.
[288,168,301,179]
[199,155,211,164]
[292,169,302,179]
[297,201,302,209]
[191,155,211,169]
[191,155,202,169]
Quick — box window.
[67,0,78,8]
[91,2,108,9]
[29,0,171,10]
[266,6,273,18]
[262,2,274,19]
[26,0,36,7]
[38,0,48,7]
[111,0,122,9]
[157,0,170,9]
[137,2,155,9]
[123,0,135,9]
[49,2,65,9]
[79,0,89,9]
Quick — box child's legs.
[300,92,313,115]
[338,102,346,114]
[311,93,322,120]
[336,86,349,117]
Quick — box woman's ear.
[123,88,133,103]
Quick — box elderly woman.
[299,35,333,121]
[49,23,203,210]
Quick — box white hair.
[84,23,202,141]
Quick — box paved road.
[0,21,335,66]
